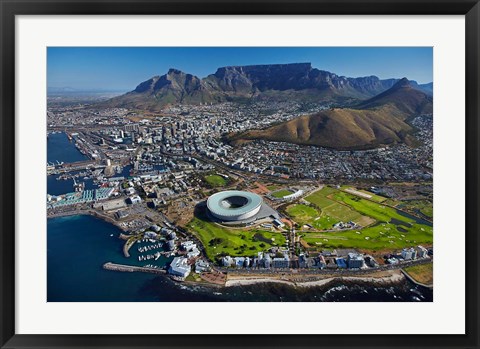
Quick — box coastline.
[224,270,404,288]
[47,214,433,302]
[48,211,425,292]
[48,209,128,232]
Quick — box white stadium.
[207,190,263,222]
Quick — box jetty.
[103,262,167,275]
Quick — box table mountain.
[100,63,430,111]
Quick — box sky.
[47,47,433,91]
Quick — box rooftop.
[207,190,262,217]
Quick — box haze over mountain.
[230,78,433,150]
[101,63,432,111]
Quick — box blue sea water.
[47,132,89,164]
[47,215,230,302]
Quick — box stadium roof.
[207,190,262,218]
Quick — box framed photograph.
[1,0,479,348]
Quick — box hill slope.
[230,79,432,150]
[357,78,433,117]
[103,69,220,110]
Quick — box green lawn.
[305,187,369,225]
[302,221,433,251]
[384,198,401,207]
[271,189,293,198]
[204,174,228,187]
[266,185,281,191]
[305,187,337,208]
[322,203,364,223]
[186,211,286,262]
[299,186,433,252]
[331,191,414,224]
[285,204,339,230]
[307,194,336,208]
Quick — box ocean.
[47,132,433,302]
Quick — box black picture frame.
[1,0,479,348]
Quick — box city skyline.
[47,47,433,91]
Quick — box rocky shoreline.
[224,270,405,288]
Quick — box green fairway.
[302,221,433,251]
[204,174,228,187]
[384,198,401,207]
[271,189,293,198]
[286,204,339,230]
[186,211,286,261]
[300,186,433,252]
[331,191,414,224]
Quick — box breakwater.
[103,262,167,275]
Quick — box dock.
[103,262,167,275]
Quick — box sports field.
[204,174,228,187]
[186,211,286,261]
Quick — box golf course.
[300,186,433,252]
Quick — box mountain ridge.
[100,63,432,111]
